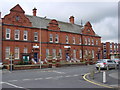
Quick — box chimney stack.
[33,7,37,16]
[69,16,74,24]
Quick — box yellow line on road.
[83,73,113,88]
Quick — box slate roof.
[26,15,83,34]
[26,15,100,37]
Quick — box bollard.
[103,71,107,83]
[98,65,101,72]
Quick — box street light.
[39,28,42,69]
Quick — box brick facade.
[1,4,102,65]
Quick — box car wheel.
[96,67,98,70]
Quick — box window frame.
[6,28,11,39]
[5,47,10,59]
[34,32,38,41]
[23,30,28,41]
[15,47,19,59]
[49,34,53,42]
[14,30,20,40]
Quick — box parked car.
[0,62,3,69]
[111,58,120,67]
[95,59,118,70]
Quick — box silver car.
[95,59,117,70]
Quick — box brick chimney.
[69,16,74,24]
[33,7,37,16]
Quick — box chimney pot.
[33,7,37,16]
[69,16,74,24]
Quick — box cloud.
[92,17,118,43]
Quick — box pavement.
[87,69,119,88]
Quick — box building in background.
[1,4,101,66]
[101,42,120,59]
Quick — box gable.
[2,4,32,27]
[82,21,95,36]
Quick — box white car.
[0,62,3,69]
[95,59,117,70]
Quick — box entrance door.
[34,53,38,62]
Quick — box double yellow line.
[83,73,113,88]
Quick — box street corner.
[82,70,117,89]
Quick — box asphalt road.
[2,65,108,89]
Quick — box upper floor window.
[6,29,11,39]
[15,30,20,40]
[49,34,53,42]
[66,35,69,44]
[16,16,20,21]
[73,37,75,44]
[34,32,38,41]
[96,40,98,45]
[5,47,10,59]
[85,38,87,45]
[88,38,90,45]
[92,39,94,45]
[55,34,59,43]
[15,47,19,59]
[23,31,28,41]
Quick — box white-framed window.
[66,35,69,44]
[55,34,59,43]
[34,32,38,41]
[49,34,53,42]
[52,49,56,58]
[92,39,94,45]
[88,38,90,45]
[15,47,19,59]
[6,29,11,39]
[85,38,87,45]
[59,49,62,59]
[96,40,98,45]
[79,50,82,58]
[24,47,28,53]
[73,49,76,58]
[79,37,81,44]
[73,37,75,44]
[5,47,10,59]
[92,50,94,58]
[15,30,20,40]
[23,31,28,41]
[46,49,49,57]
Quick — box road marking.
[65,75,71,77]
[45,77,53,79]
[8,80,18,82]
[83,73,113,88]
[53,71,65,74]
[73,74,79,77]
[34,78,43,80]
[2,82,24,88]
[22,79,31,81]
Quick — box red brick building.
[101,42,120,59]
[1,4,101,65]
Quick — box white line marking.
[8,80,18,82]
[65,75,71,77]
[34,78,43,80]
[73,74,79,76]
[45,77,53,79]
[2,82,24,88]
[22,79,31,81]
[53,71,65,74]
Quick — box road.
[2,65,107,89]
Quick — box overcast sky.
[0,0,119,43]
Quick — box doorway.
[34,53,38,62]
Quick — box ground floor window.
[73,49,76,59]
[52,49,56,59]
[15,47,19,59]
[46,49,49,57]
[59,49,62,59]
[79,50,82,58]
[92,50,94,58]
[5,47,10,59]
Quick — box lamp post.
[39,29,42,69]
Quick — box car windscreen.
[107,60,113,63]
